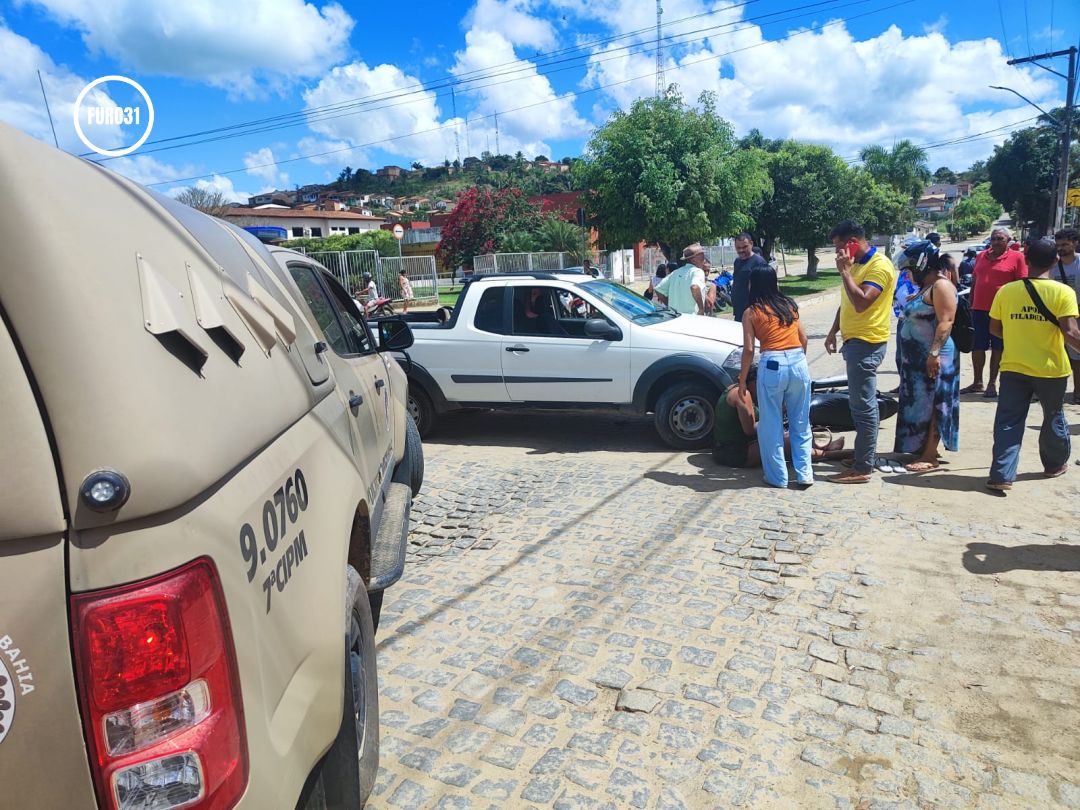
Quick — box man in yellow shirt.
[825,220,897,483]
[987,238,1080,490]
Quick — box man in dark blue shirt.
[731,232,767,321]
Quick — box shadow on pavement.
[426,409,670,455]
[881,470,986,492]
[646,452,786,492]
[962,541,1080,574]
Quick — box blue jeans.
[842,339,888,474]
[756,348,813,487]
[990,372,1071,483]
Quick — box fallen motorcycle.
[808,375,899,430]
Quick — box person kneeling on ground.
[711,380,849,475]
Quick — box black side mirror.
[378,318,415,352]
[584,318,621,341]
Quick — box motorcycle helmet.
[892,239,938,274]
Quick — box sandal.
[960,383,985,394]
[985,481,1012,492]
[983,386,997,399]
[830,471,873,484]
[904,460,940,472]
[1044,465,1068,479]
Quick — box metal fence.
[304,250,438,306]
[471,252,570,274]
[641,242,738,278]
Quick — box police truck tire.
[304,566,379,810]
[391,413,424,497]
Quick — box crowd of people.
[676,220,1080,490]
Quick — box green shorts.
[712,440,751,467]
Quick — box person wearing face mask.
[893,254,960,471]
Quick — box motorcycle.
[808,375,899,430]
[367,296,396,317]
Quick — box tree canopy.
[174,186,232,218]
[282,228,398,255]
[859,139,931,201]
[949,183,1000,238]
[435,187,544,270]
[987,122,1064,234]
[579,90,769,258]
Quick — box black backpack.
[931,284,974,353]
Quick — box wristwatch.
[930,349,940,357]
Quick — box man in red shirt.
[964,228,1027,397]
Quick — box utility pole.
[655,1,665,98]
[1006,46,1077,233]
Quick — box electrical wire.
[89,0,860,161]
[997,0,1013,60]
[143,0,916,187]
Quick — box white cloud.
[16,0,354,95]
[302,61,459,167]
[0,20,126,152]
[567,0,1060,168]
[164,174,253,204]
[463,0,557,50]
[296,136,361,166]
[243,146,289,189]
[105,153,197,186]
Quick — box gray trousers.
[842,339,888,473]
[990,372,1071,483]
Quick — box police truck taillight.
[72,558,248,810]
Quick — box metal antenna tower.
[655,1,665,97]
[450,87,462,165]
[494,112,501,155]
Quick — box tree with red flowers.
[436,187,543,271]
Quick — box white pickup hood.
[644,313,743,346]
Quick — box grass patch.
[438,287,463,306]
[779,267,841,298]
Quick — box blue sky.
[2,0,1076,201]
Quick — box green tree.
[960,159,989,185]
[535,215,588,262]
[859,139,931,201]
[435,187,544,270]
[950,182,1000,237]
[281,228,398,255]
[579,89,769,258]
[750,141,865,278]
[932,166,958,184]
[987,124,1061,233]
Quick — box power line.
[90,0,853,162]
[997,0,1013,60]
[842,114,1042,164]
[144,0,916,188]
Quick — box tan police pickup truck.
[0,123,424,809]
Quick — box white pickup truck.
[384,272,745,449]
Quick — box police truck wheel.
[304,566,379,809]
[655,382,717,450]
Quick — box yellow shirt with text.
[839,248,896,344]
[990,279,1079,378]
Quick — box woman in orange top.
[737,266,813,487]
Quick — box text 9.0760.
[239,469,311,612]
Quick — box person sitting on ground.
[712,375,848,470]
[894,254,959,471]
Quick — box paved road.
[368,290,1080,809]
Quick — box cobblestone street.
[370,294,1080,809]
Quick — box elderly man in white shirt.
[655,243,707,315]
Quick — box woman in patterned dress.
[894,255,960,471]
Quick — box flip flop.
[985,481,1012,492]
[904,461,940,472]
[960,383,985,394]
[1044,465,1068,478]
[983,387,998,399]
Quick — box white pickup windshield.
[582,280,678,322]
